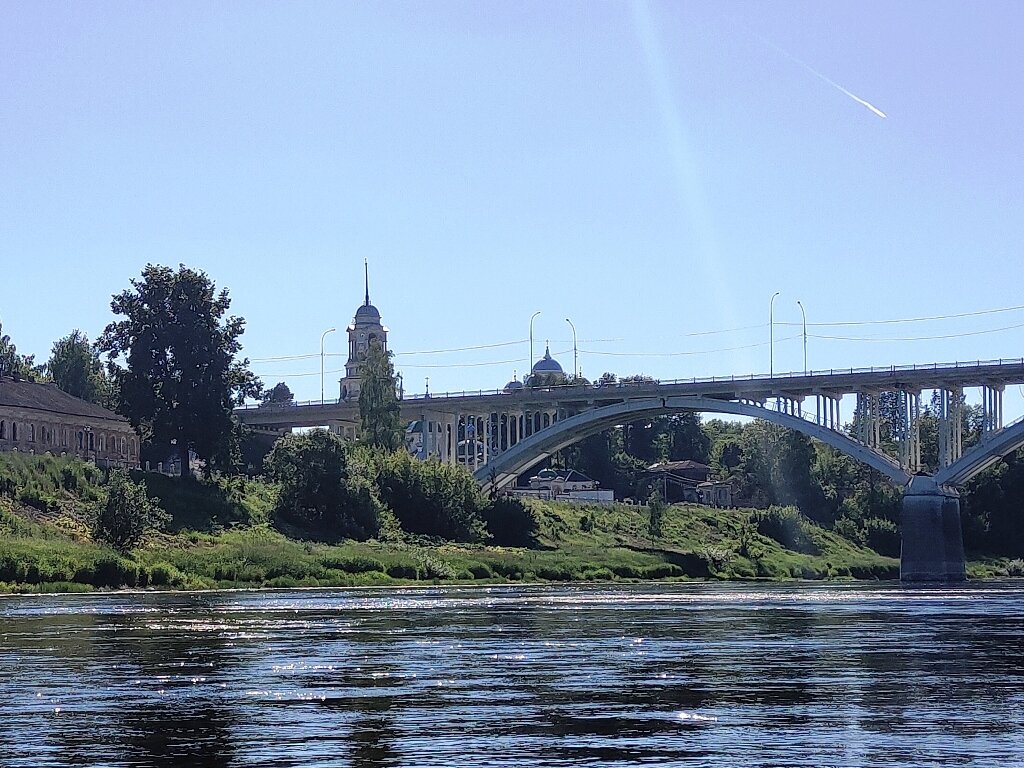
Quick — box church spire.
[364,259,370,306]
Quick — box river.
[1,583,1023,767]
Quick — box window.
[77,431,84,450]
[88,432,94,451]
[0,421,5,440]
[12,422,17,441]
[99,435,106,452]
[29,424,36,442]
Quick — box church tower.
[339,261,388,401]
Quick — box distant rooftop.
[0,376,128,424]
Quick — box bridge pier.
[900,476,965,582]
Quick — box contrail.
[756,33,887,119]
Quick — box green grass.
[0,452,968,593]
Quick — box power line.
[578,335,803,358]
[810,320,1024,342]
[778,302,1024,328]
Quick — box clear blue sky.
[2,1,1023,407]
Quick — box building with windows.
[0,375,139,467]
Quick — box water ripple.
[1,582,1023,766]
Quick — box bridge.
[237,358,1024,582]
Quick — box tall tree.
[0,322,38,380]
[261,381,295,406]
[264,430,389,541]
[359,341,403,451]
[47,330,106,403]
[99,264,261,472]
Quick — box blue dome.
[532,345,563,374]
[355,302,381,321]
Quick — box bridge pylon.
[900,476,966,582]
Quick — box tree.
[98,264,261,473]
[261,381,294,406]
[359,341,403,451]
[647,490,667,540]
[92,470,167,552]
[372,449,487,542]
[0,322,39,380]
[264,430,391,541]
[46,330,106,403]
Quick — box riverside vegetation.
[2,449,1019,594]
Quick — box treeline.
[554,395,1024,557]
[264,429,536,546]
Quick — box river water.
[1,583,1023,767]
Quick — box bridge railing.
[236,357,1024,408]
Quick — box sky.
[2,1,1023,411]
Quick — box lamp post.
[769,291,780,378]
[529,310,541,384]
[320,327,336,405]
[565,317,578,381]
[796,300,807,374]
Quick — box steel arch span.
[473,396,911,490]
[934,418,1024,487]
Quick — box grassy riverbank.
[0,453,1015,593]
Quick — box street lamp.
[529,310,541,384]
[769,291,780,378]
[320,327,336,405]
[796,300,807,374]
[565,317,578,381]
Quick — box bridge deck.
[237,359,1024,429]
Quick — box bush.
[753,506,820,555]
[92,470,167,552]
[642,563,684,579]
[862,517,901,557]
[373,450,487,542]
[149,562,183,587]
[1005,559,1024,577]
[418,554,456,580]
[321,555,385,574]
[482,497,539,547]
[386,564,418,580]
[264,431,390,541]
[537,565,576,581]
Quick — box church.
[338,264,390,403]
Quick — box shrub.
[92,555,140,587]
[386,564,419,580]
[862,517,901,557]
[537,565,576,581]
[92,470,167,552]
[753,506,820,555]
[581,567,614,581]
[466,562,493,579]
[642,563,683,579]
[418,554,456,580]
[482,497,539,547]
[333,556,386,574]
[17,485,51,512]
[264,431,390,541]
[1004,559,1024,577]
[149,562,183,587]
[373,450,487,542]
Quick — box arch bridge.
[237,359,1024,582]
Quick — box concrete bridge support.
[900,476,966,582]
